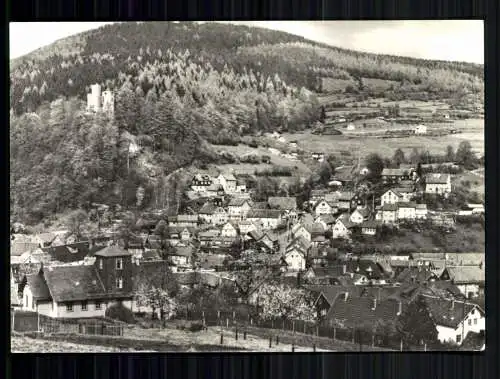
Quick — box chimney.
[372,298,377,310]
[397,301,402,316]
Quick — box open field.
[282,119,483,159]
[11,335,137,352]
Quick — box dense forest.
[9,22,484,225]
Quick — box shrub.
[175,320,204,332]
[105,302,136,324]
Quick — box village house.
[314,214,336,230]
[169,246,194,268]
[381,168,412,183]
[211,207,230,226]
[381,188,414,205]
[311,152,325,162]
[425,174,452,195]
[168,227,194,243]
[246,209,283,230]
[360,220,379,236]
[168,214,199,228]
[415,204,428,219]
[197,229,221,246]
[332,214,356,239]
[439,266,485,299]
[414,124,428,135]
[313,199,338,216]
[221,222,239,238]
[324,292,404,330]
[227,198,253,220]
[421,294,485,346]
[21,246,135,318]
[349,207,371,224]
[395,267,439,285]
[375,203,398,224]
[337,192,360,211]
[397,202,417,220]
[190,173,213,192]
[304,266,347,285]
[309,189,330,205]
[283,246,307,271]
[267,196,298,213]
[238,220,258,236]
[216,173,237,193]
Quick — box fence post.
[276,335,279,345]
[424,343,427,352]
[220,332,224,345]
[372,334,375,347]
[226,318,229,328]
[269,335,272,348]
[292,341,295,352]
[293,321,295,334]
[352,329,355,343]
[250,317,253,326]
[313,344,316,352]
[333,328,336,340]
[400,339,403,351]
[218,310,220,320]
[235,328,238,340]
[244,330,247,340]
[316,326,319,336]
[303,323,306,334]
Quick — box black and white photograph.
[9,21,485,352]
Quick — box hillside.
[9,22,484,225]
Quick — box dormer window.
[116,258,123,270]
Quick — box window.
[95,301,101,310]
[81,301,88,311]
[116,258,123,270]
[474,319,477,325]
[456,335,461,343]
[116,277,123,289]
[25,295,28,308]
[66,303,73,312]
[320,308,327,316]
[468,319,472,326]
[99,259,103,270]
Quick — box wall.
[456,284,480,298]
[436,307,485,345]
[22,286,36,311]
[315,202,332,216]
[55,300,108,318]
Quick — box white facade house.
[397,203,417,220]
[217,174,237,193]
[414,125,428,135]
[284,248,306,271]
[314,200,336,216]
[292,224,312,242]
[221,222,239,238]
[331,217,353,239]
[227,199,252,220]
[425,174,452,195]
[415,204,428,219]
[427,298,486,346]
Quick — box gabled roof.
[247,209,283,219]
[337,192,355,201]
[442,266,485,284]
[384,188,403,198]
[393,187,414,194]
[360,220,380,229]
[44,265,111,302]
[345,259,385,279]
[397,202,418,209]
[316,214,336,225]
[36,232,58,244]
[313,199,336,210]
[378,203,398,212]
[335,214,357,229]
[173,245,194,257]
[352,207,370,218]
[425,173,451,184]
[307,266,345,279]
[94,245,133,257]
[422,295,480,329]
[382,168,410,177]
[26,272,52,301]
[247,230,264,241]
[326,295,404,328]
[445,253,484,266]
[268,197,297,210]
[395,267,438,284]
[11,242,39,256]
[228,198,251,207]
[199,202,216,215]
[41,242,91,263]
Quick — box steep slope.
[9,22,484,225]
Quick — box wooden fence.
[172,308,429,351]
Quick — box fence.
[11,310,124,336]
[172,307,429,351]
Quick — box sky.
[9,21,484,64]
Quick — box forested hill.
[9,22,484,225]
